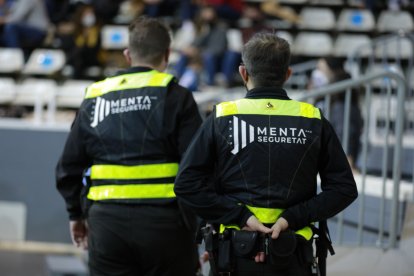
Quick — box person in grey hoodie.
[0,0,50,49]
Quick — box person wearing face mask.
[65,4,103,79]
[56,16,202,275]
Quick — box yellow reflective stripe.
[246,205,284,224]
[85,70,174,99]
[296,226,313,241]
[87,184,176,200]
[90,163,179,180]
[220,205,313,240]
[216,99,320,119]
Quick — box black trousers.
[87,203,198,276]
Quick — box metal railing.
[298,69,408,249]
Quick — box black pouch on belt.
[217,230,233,273]
[231,230,259,258]
[268,230,297,267]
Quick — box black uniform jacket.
[56,67,202,220]
[174,87,358,231]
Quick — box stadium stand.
[293,32,333,56]
[298,7,336,30]
[337,9,376,31]
[377,10,414,33]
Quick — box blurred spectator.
[115,0,145,24]
[309,57,364,172]
[45,0,72,24]
[221,4,272,87]
[204,0,243,21]
[0,0,12,17]
[174,5,227,87]
[143,0,179,18]
[90,0,120,24]
[65,4,103,79]
[178,54,203,92]
[0,0,50,53]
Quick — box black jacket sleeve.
[280,116,358,230]
[56,110,92,220]
[174,114,253,228]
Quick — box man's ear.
[239,65,248,84]
[285,67,292,82]
[123,48,132,65]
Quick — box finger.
[257,224,272,234]
[82,237,88,250]
[271,227,281,239]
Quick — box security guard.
[174,33,358,275]
[56,17,202,276]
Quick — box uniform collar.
[245,87,291,100]
[116,66,155,76]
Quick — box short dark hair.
[128,16,171,66]
[241,32,291,87]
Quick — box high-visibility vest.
[83,70,178,201]
[214,97,321,241]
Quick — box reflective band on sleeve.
[219,205,313,240]
[85,71,174,99]
[216,99,320,120]
[87,183,176,200]
[90,163,179,180]
[246,205,284,224]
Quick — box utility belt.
[201,206,334,276]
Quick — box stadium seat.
[337,9,375,31]
[55,80,93,109]
[0,48,24,74]
[15,78,57,122]
[298,7,335,30]
[333,34,372,57]
[377,10,414,32]
[227,29,243,53]
[276,31,294,46]
[23,49,66,76]
[309,0,344,5]
[101,25,129,50]
[293,32,333,56]
[0,78,17,103]
[0,201,26,241]
[374,37,413,60]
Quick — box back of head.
[241,32,291,87]
[128,16,171,66]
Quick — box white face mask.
[310,69,329,88]
[82,13,96,27]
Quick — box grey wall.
[0,126,71,243]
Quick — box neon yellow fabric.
[87,183,176,200]
[220,205,313,240]
[216,99,321,120]
[90,163,179,180]
[85,70,174,99]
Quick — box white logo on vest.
[90,95,154,127]
[229,116,310,155]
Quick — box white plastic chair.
[337,9,375,31]
[374,37,413,59]
[0,200,27,241]
[299,8,335,30]
[0,78,17,103]
[101,25,129,50]
[23,49,66,75]
[56,80,93,109]
[333,34,372,57]
[0,48,24,73]
[377,10,414,32]
[293,32,333,56]
[15,78,57,123]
